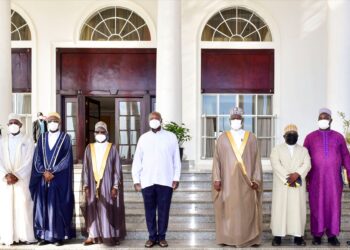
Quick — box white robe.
[0,133,36,245]
[270,143,311,237]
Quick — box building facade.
[0,0,349,169]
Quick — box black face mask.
[285,133,298,145]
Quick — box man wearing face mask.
[304,108,350,246]
[29,112,75,246]
[80,121,126,246]
[270,124,311,246]
[32,112,47,143]
[212,107,263,247]
[0,114,36,245]
[132,112,181,248]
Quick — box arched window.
[11,10,31,40]
[80,6,151,41]
[202,7,272,42]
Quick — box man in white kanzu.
[270,124,311,246]
[132,112,181,248]
[0,113,36,245]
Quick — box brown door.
[115,98,145,164]
[85,97,101,145]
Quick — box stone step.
[72,192,350,209]
[70,165,350,242]
[74,212,350,225]
[65,222,348,241]
[74,201,350,218]
[73,180,350,194]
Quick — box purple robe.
[304,130,350,237]
[80,143,126,245]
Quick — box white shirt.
[8,133,22,166]
[287,144,295,157]
[93,141,108,172]
[230,129,245,148]
[48,131,60,150]
[132,129,181,189]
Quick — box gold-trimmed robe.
[212,131,263,247]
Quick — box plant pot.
[179,147,184,161]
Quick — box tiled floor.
[1,240,350,250]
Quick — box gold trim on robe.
[90,143,112,198]
[225,131,251,182]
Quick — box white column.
[156,0,182,124]
[327,0,350,133]
[0,0,12,128]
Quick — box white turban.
[8,113,22,124]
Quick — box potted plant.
[163,122,192,160]
[338,111,350,145]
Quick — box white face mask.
[149,119,161,129]
[230,119,242,131]
[95,134,107,143]
[318,119,330,130]
[48,122,59,132]
[8,124,20,134]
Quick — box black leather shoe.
[294,237,306,246]
[54,240,64,246]
[312,236,322,245]
[37,240,49,246]
[328,237,340,246]
[272,236,281,246]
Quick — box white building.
[0,0,349,169]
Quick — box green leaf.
[163,121,192,146]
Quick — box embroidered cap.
[319,108,332,116]
[47,112,61,120]
[284,124,298,134]
[230,107,244,116]
[95,121,108,132]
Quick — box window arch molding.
[76,2,156,43]
[10,4,36,42]
[198,3,279,45]
[196,3,281,163]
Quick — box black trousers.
[141,184,173,241]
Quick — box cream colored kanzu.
[270,126,311,243]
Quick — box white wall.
[182,0,328,167]
[11,0,330,168]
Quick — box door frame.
[61,94,153,164]
[115,97,149,164]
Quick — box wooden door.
[85,97,101,145]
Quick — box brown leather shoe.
[159,240,168,248]
[83,238,94,246]
[145,240,156,248]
